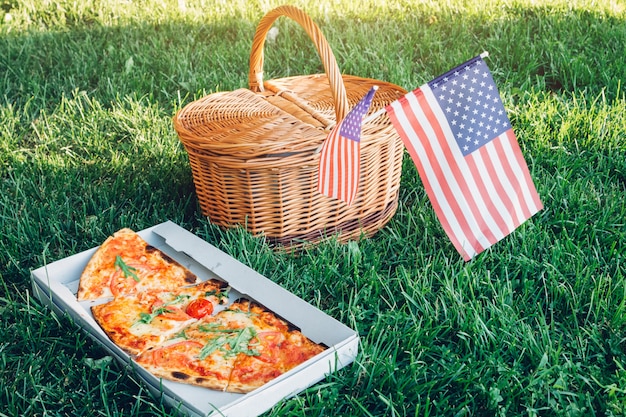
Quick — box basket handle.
[248,5,350,121]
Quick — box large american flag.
[318,87,377,205]
[386,55,543,260]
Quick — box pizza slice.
[91,279,230,356]
[134,308,255,391]
[77,228,200,300]
[224,300,327,393]
[134,299,326,393]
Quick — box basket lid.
[173,87,329,159]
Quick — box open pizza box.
[31,221,359,417]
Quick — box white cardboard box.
[31,221,359,417]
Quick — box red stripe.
[505,130,544,213]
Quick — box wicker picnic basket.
[173,5,406,248]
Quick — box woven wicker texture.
[173,5,407,248]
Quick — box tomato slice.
[158,306,193,321]
[109,269,138,297]
[186,298,214,319]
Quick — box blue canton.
[428,58,511,156]
[339,90,376,142]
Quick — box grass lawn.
[1,0,626,415]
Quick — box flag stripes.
[318,127,360,204]
[387,77,542,260]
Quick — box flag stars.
[429,58,512,156]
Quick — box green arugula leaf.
[135,295,191,324]
[171,329,188,340]
[114,256,140,282]
[197,325,260,359]
[205,289,230,303]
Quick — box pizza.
[91,279,230,356]
[77,228,200,300]
[79,228,327,394]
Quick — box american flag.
[386,55,543,260]
[318,87,377,205]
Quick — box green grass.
[2,0,626,416]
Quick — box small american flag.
[386,55,543,260]
[318,87,377,205]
